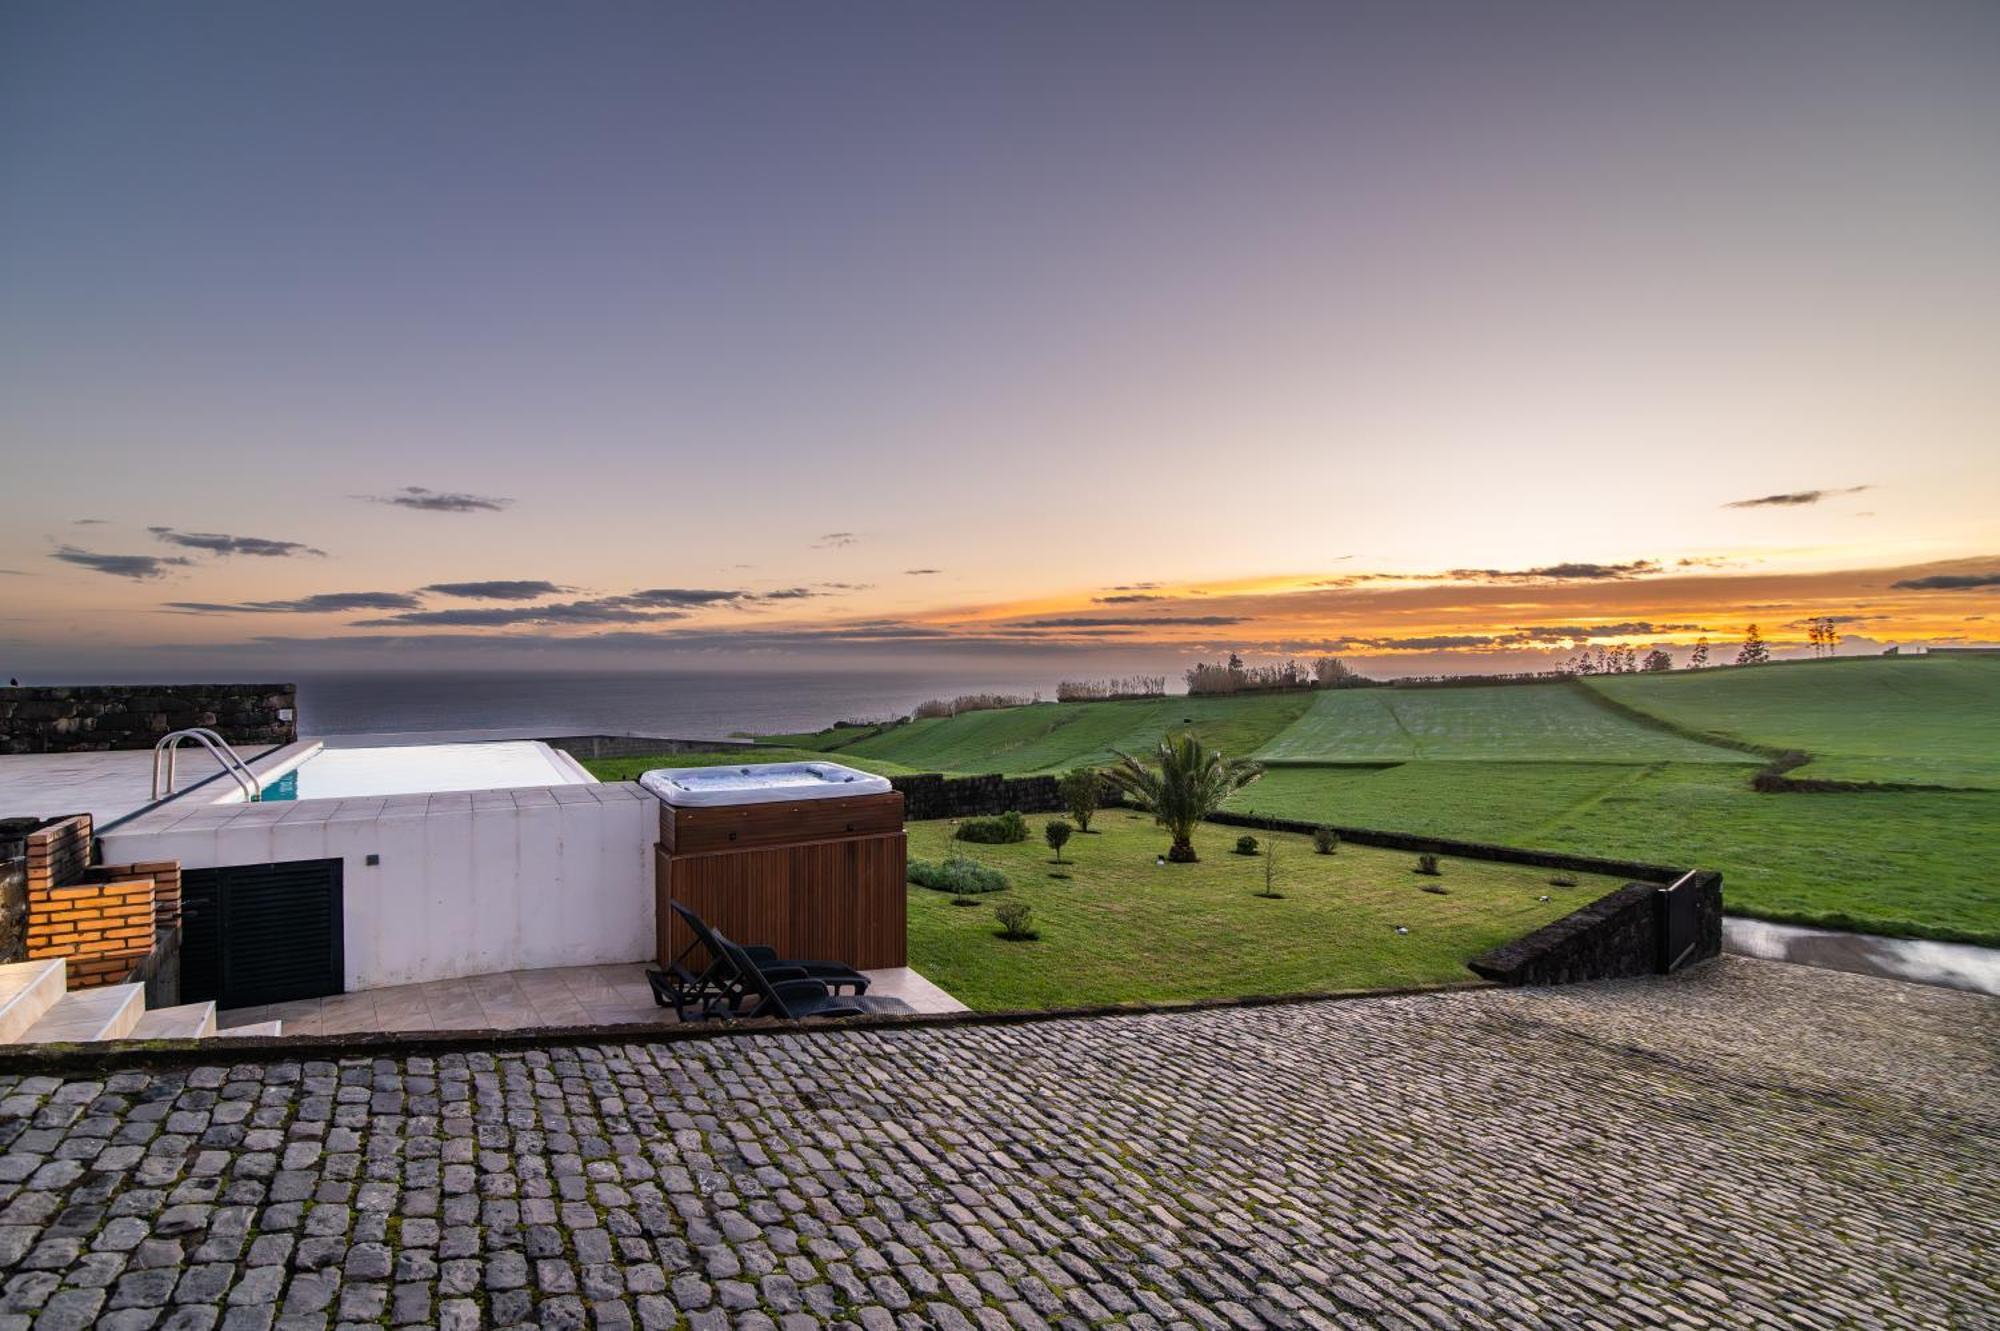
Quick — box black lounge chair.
[649,900,871,1018]
[707,929,913,1022]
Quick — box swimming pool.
[247,740,595,802]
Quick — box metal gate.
[182,859,344,1008]
[1656,870,1701,973]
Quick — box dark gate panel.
[181,859,344,1008]
[1656,871,1700,973]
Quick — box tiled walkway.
[0,957,1992,1330]
[219,963,966,1034]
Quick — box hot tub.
[645,761,906,971]
[640,761,891,807]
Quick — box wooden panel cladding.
[659,791,903,854]
[656,832,907,971]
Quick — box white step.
[129,1001,219,1039]
[0,960,68,1043]
[215,1019,283,1038]
[18,984,145,1043]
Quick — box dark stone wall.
[0,818,31,965]
[0,684,296,755]
[1468,872,1724,986]
[891,773,1122,821]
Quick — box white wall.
[102,788,656,990]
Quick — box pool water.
[246,741,594,802]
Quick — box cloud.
[1447,561,1661,582]
[1094,594,1165,604]
[71,518,107,526]
[352,601,690,628]
[1359,634,1505,650]
[1014,615,1246,628]
[814,582,873,593]
[165,591,423,614]
[1724,485,1870,509]
[1512,621,1707,640]
[1891,572,2000,591]
[756,587,818,601]
[420,580,573,600]
[1107,582,1161,591]
[52,546,193,580]
[608,588,749,608]
[904,568,941,575]
[149,527,326,558]
[365,486,511,513]
[813,532,859,548]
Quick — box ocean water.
[293,669,1061,740]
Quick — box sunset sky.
[3,2,1996,680]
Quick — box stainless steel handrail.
[151,728,261,802]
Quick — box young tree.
[1102,732,1262,863]
[1642,647,1673,672]
[1057,766,1101,832]
[1044,819,1073,864]
[1736,624,1769,666]
[1689,637,1710,669]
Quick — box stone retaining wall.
[0,682,296,754]
[890,772,1119,821]
[1467,872,1723,985]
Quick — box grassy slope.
[825,692,1312,775]
[1254,682,1755,764]
[906,811,1614,1009]
[1585,657,2000,789]
[1227,762,2000,946]
[581,747,921,781]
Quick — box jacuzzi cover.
[640,761,893,807]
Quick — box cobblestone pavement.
[0,957,1993,1331]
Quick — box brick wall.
[0,682,296,754]
[18,813,172,989]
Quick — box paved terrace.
[0,957,1992,1331]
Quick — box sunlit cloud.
[1892,572,2000,591]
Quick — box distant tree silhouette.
[1642,647,1673,672]
[1688,637,1710,669]
[1736,624,1770,666]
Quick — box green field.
[1586,656,2000,789]
[1252,683,1754,764]
[787,691,1311,775]
[906,812,1616,1010]
[1231,762,2000,946]
[598,656,2000,947]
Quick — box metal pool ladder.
[152,728,261,802]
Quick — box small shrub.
[1255,842,1284,898]
[993,900,1039,941]
[1311,826,1339,855]
[908,854,1008,895]
[1058,767,1103,831]
[1234,834,1260,856]
[1548,872,1578,888]
[1414,853,1442,876]
[954,811,1029,844]
[1044,819,1074,863]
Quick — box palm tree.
[1103,732,1262,863]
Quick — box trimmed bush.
[1414,853,1442,876]
[908,854,1008,895]
[1312,826,1339,855]
[994,900,1039,941]
[954,811,1030,844]
[1044,819,1074,862]
[1234,834,1260,856]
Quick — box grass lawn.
[1228,761,2000,946]
[1253,682,1754,764]
[1585,656,2000,789]
[580,746,922,781]
[905,811,1619,1010]
[812,691,1312,775]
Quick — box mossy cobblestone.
[0,957,1992,1329]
